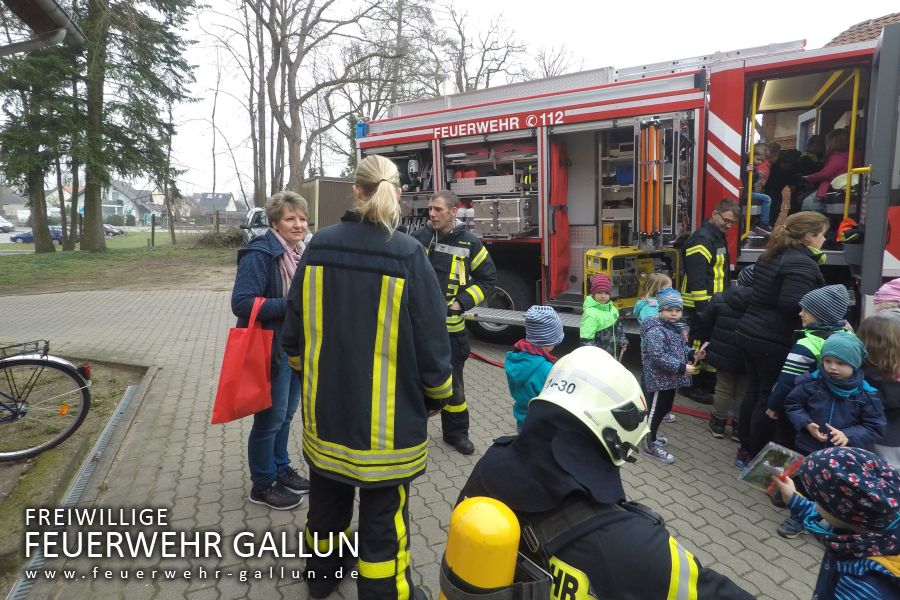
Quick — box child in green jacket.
[580,274,627,359]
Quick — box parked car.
[103,224,125,236]
[0,216,15,232]
[10,227,67,244]
[239,207,268,244]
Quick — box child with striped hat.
[506,305,564,433]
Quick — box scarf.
[817,368,865,399]
[512,339,557,362]
[807,244,827,265]
[271,229,303,297]
[803,514,899,559]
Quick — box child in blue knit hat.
[507,305,564,433]
[777,333,888,538]
[640,288,705,464]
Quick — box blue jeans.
[751,193,771,225]
[248,352,301,489]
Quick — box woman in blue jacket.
[231,191,311,510]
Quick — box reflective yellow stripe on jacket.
[302,431,429,483]
[302,266,324,436]
[424,374,453,401]
[667,536,699,600]
[372,275,405,450]
[712,253,726,294]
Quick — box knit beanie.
[736,265,755,287]
[874,278,900,305]
[799,285,850,324]
[820,333,867,369]
[590,273,612,294]
[797,447,900,530]
[656,287,683,311]
[524,305,565,347]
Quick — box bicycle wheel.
[0,358,91,461]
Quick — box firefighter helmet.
[531,346,649,466]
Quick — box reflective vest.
[681,221,730,309]
[412,223,497,335]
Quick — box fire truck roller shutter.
[467,267,536,344]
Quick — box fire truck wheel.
[467,268,534,344]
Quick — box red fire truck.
[357,24,900,341]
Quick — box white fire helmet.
[531,346,649,466]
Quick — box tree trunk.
[65,162,80,251]
[252,4,266,206]
[28,167,55,254]
[80,0,109,252]
[55,158,71,250]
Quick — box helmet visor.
[612,403,647,432]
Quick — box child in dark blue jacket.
[784,333,886,455]
[640,288,703,464]
[507,305,564,433]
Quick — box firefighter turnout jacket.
[681,220,730,310]
[412,222,496,335]
[282,211,453,487]
[457,404,755,600]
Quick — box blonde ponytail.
[354,155,401,236]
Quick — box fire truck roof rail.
[387,66,616,118]
[613,40,807,81]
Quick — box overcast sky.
[167,1,900,199]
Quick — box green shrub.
[194,227,246,248]
[105,214,125,226]
[125,214,136,226]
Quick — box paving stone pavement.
[0,289,824,600]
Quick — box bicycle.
[0,340,92,461]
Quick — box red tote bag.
[210,297,273,424]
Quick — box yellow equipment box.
[583,247,681,311]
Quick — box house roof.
[0,186,26,204]
[826,12,900,46]
[190,192,242,214]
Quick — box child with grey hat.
[741,284,853,466]
[506,305,564,433]
[777,333,887,538]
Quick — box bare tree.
[441,6,527,93]
[248,0,399,190]
[531,44,582,79]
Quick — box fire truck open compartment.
[738,64,872,249]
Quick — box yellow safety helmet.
[531,346,649,466]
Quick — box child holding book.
[771,447,899,597]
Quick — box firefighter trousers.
[442,334,470,442]
[304,470,415,600]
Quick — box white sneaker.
[645,440,675,464]
[662,412,676,423]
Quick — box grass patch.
[0,243,237,295]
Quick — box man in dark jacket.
[697,265,755,440]
[456,347,755,600]
[680,198,741,403]
[412,190,496,455]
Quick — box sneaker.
[645,439,675,464]
[735,448,750,470]
[662,412,676,423]
[445,437,475,456]
[776,515,806,539]
[707,416,727,439]
[278,466,310,495]
[655,435,668,446]
[249,481,303,510]
[730,424,741,443]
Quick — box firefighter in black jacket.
[412,190,496,455]
[282,155,451,600]
[680,198,740,403]
[456,346,755,600]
